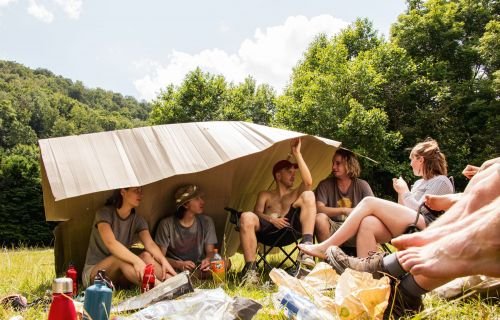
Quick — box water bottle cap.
[52,277,73,294]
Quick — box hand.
[462,165,479,179]
[133,260,147,283]
[160,259,177,280]
[271,216,291,229]
[178,260,196,272]
[290,138,301,156]
[200,258,211,272]
[393,176,409,194]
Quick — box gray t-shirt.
[154,215,217,264]
[315,177,374,221]
[84,206,149,266]
[404,175,454,211]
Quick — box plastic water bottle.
[273,287,323,320]
[83,270,113,320]
[48,277,77,320]
[141,264,155,293]
[66,262,78,297]
[210,249,225,285]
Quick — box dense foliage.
[1,0,498,245]
[0,61,151,245]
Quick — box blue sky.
[0,0,407,101]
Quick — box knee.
[359,196,378,208]
[315,213,329,227]
[139,251,153,262]
[300,190,315,204]
[240,211,257,230]
[358,216,379,235]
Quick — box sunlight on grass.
[0,247,498,319]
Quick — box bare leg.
[293,191,316,235]
[299,196,423,258]
[356,216,392,257]
[315,213,332,242]
[90,255,141,287]
[239,211,261,262]
[398,199,500,279]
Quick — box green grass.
[1,247,498,319]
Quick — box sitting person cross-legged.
[238,138,317,286]
[155,184,229,279]
[314,149,374,256]
[299,138,454,258]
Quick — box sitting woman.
[83,187,176,288]
[155,184,230,279]
[300,138,454,258]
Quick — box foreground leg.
[300,196,420,258]
[398,199,500,279]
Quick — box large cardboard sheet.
[39,121,340,274]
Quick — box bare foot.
[424,194,460,211]
[397,203,500,279]
[298,243,329,260]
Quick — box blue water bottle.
[83,270,113,320]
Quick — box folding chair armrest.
[224,207,242,231]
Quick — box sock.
[301,234,313,244]
[400,274,428,297]
[382,253,407,279]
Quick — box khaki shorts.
[328,219,357,248]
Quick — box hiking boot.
[384,278,423,319]
[297,251,316,268]
[325,245,385,278]
[240,269,260,287]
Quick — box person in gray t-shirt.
[155,184,220,277]
[83,187,176,288]
[314,149,374,252]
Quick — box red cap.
[272,160,298,177]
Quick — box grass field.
[0,247,498,319]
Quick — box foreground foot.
[297,243,328,260]
[398,202,500,279]
[325,246,385,278]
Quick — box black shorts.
[256,207,302,244]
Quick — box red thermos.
[141,264,155,293]
[48,277,77,320]
[66,263,78,297]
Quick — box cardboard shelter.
[39,121,341,275]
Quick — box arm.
[393,177,410,205]
[291,138,313,193]
[200,243,215,271]
[139,230,176,279]
[98,223,145,282]
[316,200,351,218]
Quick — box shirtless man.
[238,138,317,286]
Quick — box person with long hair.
[82,187,176,288]
[300,139,454,258]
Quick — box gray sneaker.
[297,251,316,268]
[240,269,260,287]
[325,246,385,278]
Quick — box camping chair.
[225,207,302,272]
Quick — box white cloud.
[27,0,53,23]
[54,0,82,19]
[0,0,17,7]
[134,15,348,101]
